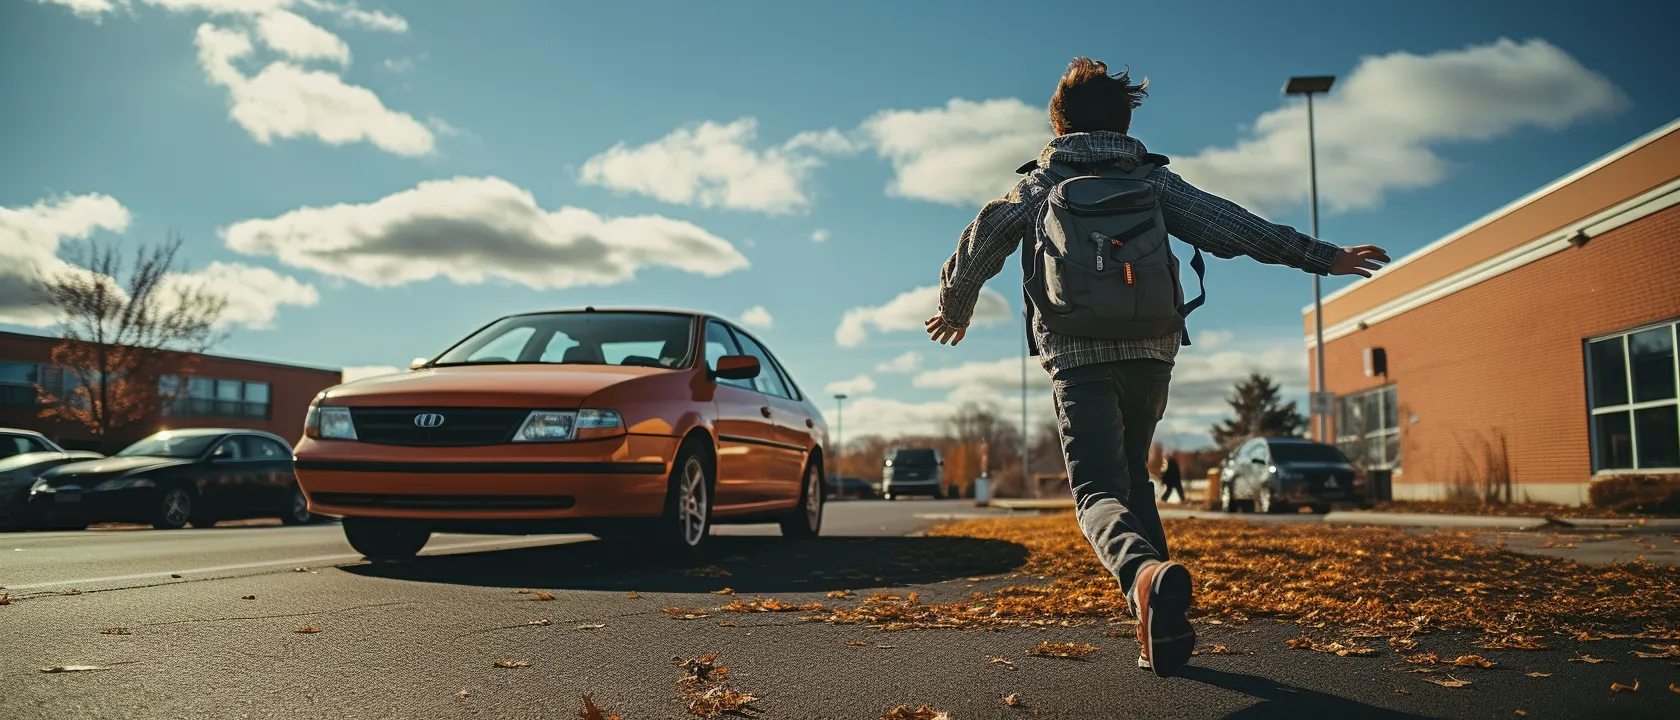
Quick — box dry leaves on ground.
[1526,672,1552,678]
[1423,675,1473,688]
[1669,683,1680,694]
[844,641,871,647]
[1192,645,1251,656]
[40,665,111,673]
[60,589,83,596]
[294,627,322,634]
[1288,636,1377,657]
[718,621,738,627]
[99,627,130,635]
[1028,641,1099,659]
[713,588,735,595]
[578,694,621,720]
[1001,693,1022,707]
[882,705,949,720]
[575,623,606,630]
[827,589,855,599]
[662,607,710,620]
[531,593,556,602]
[720,597,824,613]
[1631,644,1680,658]
[457,689,470,699]
[989,656,1017,671]
[240,595,256,600]
[0,594,10,605]
[493,659,530,669]
[626,592,644,599]
[805,514,1680,639]
[676,652,760,718]
[1476,633,1548,651]
[1569,654,1612,664]
[1611,680,1640,693]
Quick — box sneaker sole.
[1144,562,1195,678]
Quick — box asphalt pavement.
[2,499,1677,719]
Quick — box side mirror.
[713,355,761,381]
[409,357,429,370]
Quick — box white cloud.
[859,97,1049,206]
[164,261,319,329]
[1193,329,1235,350]
[875,351,922,374]
[831,396,961,440]
[380,56,414,73]
[826,374,876,397]
[143,0,291,14]
[836,284,1012,347]
[254,9,348,64]
[195,23,434,156]
[340,364,402,382]
[36,0,131,21]
[0,193,132,327]
[739,305,773,329]
[810,228,830,244]
[297,0,406,32]
[1174,38,1627,216]
[913,356,1050,393]
[220,175,750,290]
[579,118,850,214]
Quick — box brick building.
[0,331,342,451]
[1305,119,1680,504]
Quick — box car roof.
[509,307,705,319]
[0,427,47,437]
[147,428,286,442]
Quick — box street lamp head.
[834,394,848,400]
[1283,75,1336,95]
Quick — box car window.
[705,320,754,391]
[211,438,244,460]
[436,312,693,368]
[732,332,790,399]
[764,352,802,401]
[246,437,289,460]
[1269,442,1348,463]
[0,435,33,459]
[469,325,537,363]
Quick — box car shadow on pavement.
[1178,667,1432,720]
[344,535,1029,594]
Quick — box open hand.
[925,314,967,346]
[1331,245,1390,278]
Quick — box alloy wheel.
[290,490,310,523]
[163,489,191,527]
[1257,486,1273,514]
[1221,484,1234,512]
[679,456,708,547]
[804,465,822,529]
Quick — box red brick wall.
[0,332,340,451]
[1310,205,1680,500]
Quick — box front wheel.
[1220,482,1236,513]
[152,486,194,530]
[343,517,431,562]
[779,460,824,538]
[1256,485,1288,514]
[651,445,713,559]
[281,486,316,525]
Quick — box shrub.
[1587,475,1680,515]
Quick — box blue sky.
[4,0,1677,446]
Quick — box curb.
[1321,511,1550,530]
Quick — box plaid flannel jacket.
[938,131,1341,373]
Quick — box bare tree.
[34,235,227,442]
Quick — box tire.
[779,459,824,539]
[152,486,194,530]
[1220,483,1235,513]
[281,486,316,525]
[1256,486,1289,514]
[651,443,713,560]
[189,517,219,529]
[343,517,431,562]
[1309,503,1331,515]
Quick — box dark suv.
[1219,437,1362,514]
[880,448,943,500]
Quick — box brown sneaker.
[1133,560,1195,678]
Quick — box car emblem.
[1325,477,1339,488]
[413,413,446,428]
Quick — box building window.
[0,361,42,406]
[1335,384,1401,472]
[1587,321,1680,473]
[161,376,272,420]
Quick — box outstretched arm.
[1154,167,1387,276]
[928,175,1044,346]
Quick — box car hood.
[40,455,190,484]
[323,364,674,407]
[1276,461,1356,473]
[0,451,71,475]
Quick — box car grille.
[1307,472,1355,496]
[350,408,529,447]
[312,492,576,511]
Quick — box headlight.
[512,409,624,442]
[30,478,54,493]
[94,477,157,491]
[318,407,357,440]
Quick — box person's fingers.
[1351,268,1372,278]
[925,315,942,329]
[951,328,966,346]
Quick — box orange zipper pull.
[1124,262,1135,285]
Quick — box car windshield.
[430,312,695,369]
[1269,443,1349,464]
[891,449,938,467]
[116,433,221,459]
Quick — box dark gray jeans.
[1050,358,1173,600]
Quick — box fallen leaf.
[575,623,606,630]
[1192,645,1249,656]
[292,567,309,572]
[827,589,855,599]
[1389,636,1419,651]
[712,588,735,596]
[1452,654,1497,669]
[493,659,530,669]
[457,688,470,699]
[1610,680,1639,693]
[661,607,710,620]
[1395,689,1410,695]
[1526,672,1552,678]
[60,589,82,596]
[717,621,737,627]
[1569,654,1611,664]
[39,665,109,673]
[844,641,871,647]
[1290,636,1378,657]
[295,626,322,634]
[1001,692,1022,707]
[1514,710,1527,716]
[882,704,950,720]
[240,595,256,600]
[517,589,533,594]
[1028,641,1099,659]
[1631,644,1680,659]
[0,594,9,605]
[989,656,1017,671]
[1669,683,1680,694]
[531,593,555,601]
[98,627,130,635]
[626,591,643,599]
[875,644,896,649]
[578,693,621,720]
[1423,675,1472,688]
[907,592,920,603]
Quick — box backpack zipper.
[1089,232,1106,271]
[1124,262,1135,286]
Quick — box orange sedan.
[292,308,829,561]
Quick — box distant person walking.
[1158,457,1184,503]
[924,57,1388,678]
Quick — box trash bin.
[974,475,991,506]
[1367,469,1393,503]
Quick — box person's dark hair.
[1049,57,1149,136]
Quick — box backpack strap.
[1178,246,1207,346]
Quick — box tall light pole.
[1285,74,1335,442]
[1021,327,1031,496]
[832,393,847,479]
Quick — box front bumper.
[882,478,942,495]
[25,485,160,524]
[293,433,680,521]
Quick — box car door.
[703,319,781,509]
[729,329,809,503]
[246,436,294,513]
[203,436,262,519]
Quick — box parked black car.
[0,428,103,529]
[826,476,877,499]
[27,428,317,530]
[881,448,944,499]
[1218,436,1363,514]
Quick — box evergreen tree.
[1209,373,1309,451]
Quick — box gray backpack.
[1019,155,1206,352]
